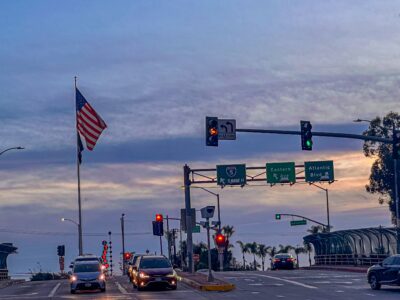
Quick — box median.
[177,271,235,292]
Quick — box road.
[1,270,400,299]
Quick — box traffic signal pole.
[277,213,328,230]
[183,165,194,273]
[120,214,126,275]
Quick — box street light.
[61,218,80,255]
[0,147,24,156]
[309,183,330,232]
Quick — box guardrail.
[0,269,9,281]
[314,254,388,266]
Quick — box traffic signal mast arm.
[277,213,328,229]
[236,129,392,144]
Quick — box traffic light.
[206,117,219,146]
[275,214,281,220]
[152,221,164,236]
[57,245,65,256]
[124,252,132,260]
[393,130,400,159]
[215,232,226,248]
[300,121,313,151]
[155,214,163,222]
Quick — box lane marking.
[48,282,61,297]
[115,281,128,295]
[247,273,318,289]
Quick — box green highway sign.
[192,225,201,233]
[305,161,334,182]
[266,162,296,184]
[217,164,246,186]
[290,220,307,226]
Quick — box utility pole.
[166,215,171,261]
[120,214,126,275]
[183,165,194,273]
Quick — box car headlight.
[166,271,176,278]
[139,272,150,279]
[99,274,105,280]
[71,275,77,281]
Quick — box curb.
[179,276,235,292]
[0,280,25,289]
[302,266,368,274]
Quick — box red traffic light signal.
[155,214,163,222]
[124,252,132,260]
[215,233,226,247]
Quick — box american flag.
[76,88,107,151]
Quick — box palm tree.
[278,244,294,254]
[236,241,249,269]
[222,225,235,239]
[267,246,278,269]
[257,244,270,271]
[293,246,306,268]
[247,242,258,270]
[303,241,313,266]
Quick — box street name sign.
[290,220,307,226]
[218,119,236,140]
[217,164,246,186]
[266,162,296,184]
[305,161,334,182]
[193,225,201,233]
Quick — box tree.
[362,112,400,224]
[267,246,278,269]
[256,244,270,271]
[307,225,329,234]
[247,242,258,270]
[236,241,249,269]
[303,241,313,267]
[278,244,294,254]
[293,246,306,268]
[222,225,235,240]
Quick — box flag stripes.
[76,88,107,151]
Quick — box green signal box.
[275,214,281,220]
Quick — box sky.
[1,0,400,275]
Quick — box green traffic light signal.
[275,214,281,220]
[306,140,312,147]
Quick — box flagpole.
[75,76,83,256]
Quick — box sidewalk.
[302,265,369,273]
[0,279,25,289]
[177,271,235,292]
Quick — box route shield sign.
[217,164,246,186]
[218,119,236,140]
[266,162,296,184]
[305,161,334,182]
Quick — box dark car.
[271,254,296,270]
[132,256,177,291]
[128,254,145,280]
[367,255,400,290]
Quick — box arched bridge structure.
[304,227,397,266]
[0,243,17,280]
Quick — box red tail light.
[287,258,295,262]
[273,259,281,263]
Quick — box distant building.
[0,243,17,280]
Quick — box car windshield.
[74,264,100,273]
[76,258,98,262]
[140,258,171,269]
[275,255,291,259]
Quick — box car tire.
[369,274,381,290]
[70,289,76,294]
[137,286,144,291]
[101,287,106,293]
[171,286,177,290]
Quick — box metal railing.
[0,269,9,281]
[314,254,388,266]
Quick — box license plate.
[155,278,162,282]
[85,283,92,287]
